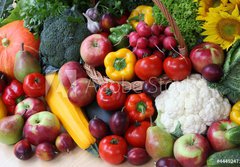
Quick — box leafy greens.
[209,40,240,103]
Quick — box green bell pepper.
[108,24,133,50]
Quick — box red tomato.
[134,55,163,80]
[99,135,128,165]
[125,121,150,148]
[163,55,192,81]
[97,83,126,111]
[23,73,45,97]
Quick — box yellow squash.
[45,72,96,150]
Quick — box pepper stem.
[113,58,126,71]
[136,101,147,114]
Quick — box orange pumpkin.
[0,20,40,78]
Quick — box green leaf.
[171,122,183,139]
[0,3,22,26]
[0,0,14,19]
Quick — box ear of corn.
[45,72,96,151]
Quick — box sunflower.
[196,0,229,20]
[229,0,240,5]
[202,5,240,49]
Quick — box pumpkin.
[0,20,40,78]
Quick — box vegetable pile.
[0,0,240,167]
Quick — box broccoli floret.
[40,7,90,68]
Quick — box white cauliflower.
[155,74,231,135]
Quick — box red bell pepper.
[125,93,154,122]
[2,80,25,114]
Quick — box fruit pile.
[0,1,240,167]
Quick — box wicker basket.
[83,0,188,91]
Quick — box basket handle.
[152,0,188,56]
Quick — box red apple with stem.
[80,34,112,67]
[15,97,46,119]
[174,133,210,167]
[207,120,238,151]
[23,111,61,146]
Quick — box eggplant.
[84,100,113,125]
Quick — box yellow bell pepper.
[128,5,155,29]
[104,48,136,81]
[230,101,240,125]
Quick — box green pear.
[0,115,24,145]
[14,43,41,82]
[145,125,174,160]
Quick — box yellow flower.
[229,0,240,5]
[202,5,240,49]
[196,0,229,20]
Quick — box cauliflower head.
[155,74,231,135]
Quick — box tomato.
[134,55,163,80]
[163,55,192,81]
[125,121,150,148]
[97,83,126,111]
[99,135,128,165]
[23,73,45,97]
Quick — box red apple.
[68,78,96,107]
[190,42,224,73]
[15,97,46,119]
[58,61,88,89]
[23,111,61,146]
[174,133,210,167]
[207,120,238,151]
[80,34,112,67]
[36,142,56,161]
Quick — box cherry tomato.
[163,55,192,81]
[99,135,128,165]
[125,121,150,148]
[134,55,163,80]
[23,73,45,97]
[97,83,126,111]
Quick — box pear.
[0,115,24,145]
[145,125,174,160]
[14,43,41,82]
